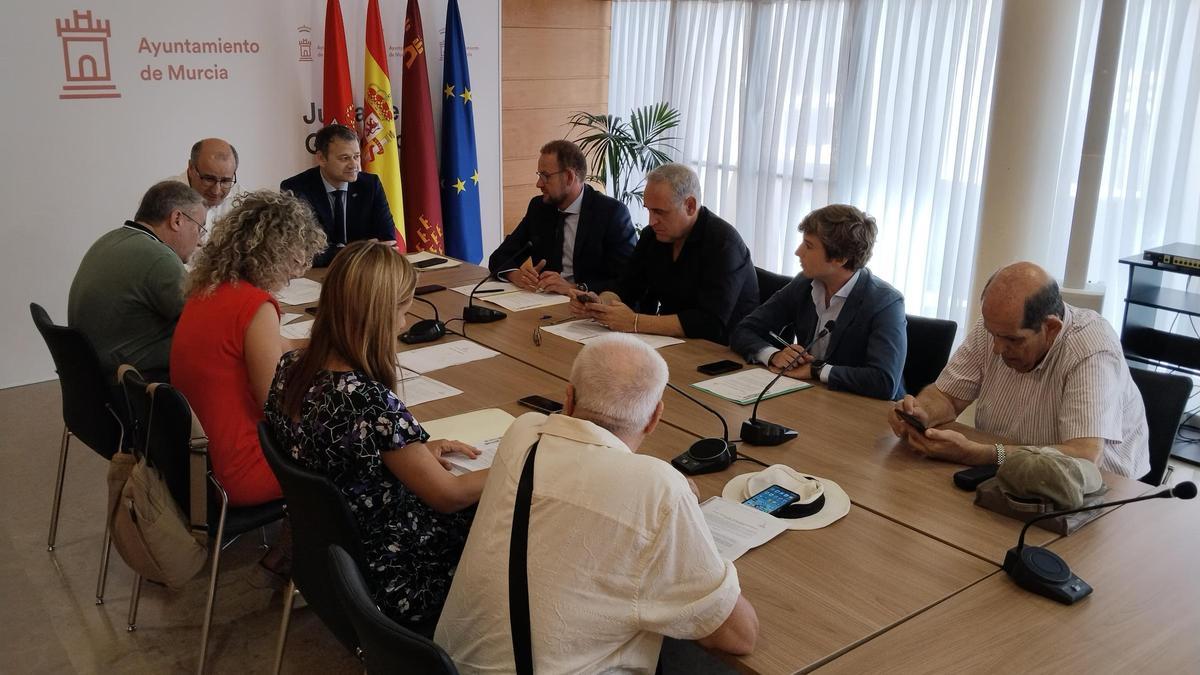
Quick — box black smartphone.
[576,292,597,304]
[415,284,446,295]
[413,257,448,269]
[518,395,563,414]
[897,410,927,434]
[742,484,802,514]
[953,465,998,491]
[697,359,743,376]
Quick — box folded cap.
[996,446,1104,510]
[722,464,850,530]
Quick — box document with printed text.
[279,321,314,340]
[538,319,684,349]
[692,368,811,405]
[420,408,517,475]
[396,340,500,374]
[699,497,788,561]
[275,278,322,306]
[393,376,462,407]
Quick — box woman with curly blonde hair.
[170,189,326,508]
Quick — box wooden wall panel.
[501,0,612,235]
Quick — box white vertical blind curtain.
[1085,0,1200,325]
[609,0,1002,328]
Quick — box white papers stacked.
[279,312,305,326]
[275,278,322,306]
[538,319,684,350]
[691,368,811,405]
[420,408,517,475]
[397,340,500,374]
[699,497,788,561]
[280,321,314,340]
[407,251,461,270]
[393,365,461,407]
[450,282,570,312]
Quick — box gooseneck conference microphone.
[666,382,737,475]
[464,241,533,324]
[1003,480,1196,604]
[741,320,835,446]
[400,295,447,344]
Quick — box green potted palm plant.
[566,102,681,210]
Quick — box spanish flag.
[362,0,406,250]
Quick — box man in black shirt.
[573,163,758,344]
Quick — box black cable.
[735,451,771,468]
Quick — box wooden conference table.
[286,260,1193,673]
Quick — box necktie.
[554,211,568,269]
[332,189,347,245]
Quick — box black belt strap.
[509,441,539,675]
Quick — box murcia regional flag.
[362,0,406,249]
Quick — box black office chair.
[117,380,285,675]
[30,302,127,604]
[259,421,365,674]
[1129,367,1192,486]
[328,544,460,675]
[754,267,792,304]
[903,314,957,395]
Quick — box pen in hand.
[766,330,807,371]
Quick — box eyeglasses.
[535,170,564,182]
[180,210,207,238]
[191,164,237,189]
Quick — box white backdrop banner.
[0,0,502,387]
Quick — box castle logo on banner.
[56,10,121,100]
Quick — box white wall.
[0,0,502,388]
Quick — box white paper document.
[482,290,571,312]
[407,251,461,270]
[279,312,304,326]
[393,376,462,407]
[699,497,788,561]
[692,368,811,405]
[279,320,314,340]
[275,278,322,306]
[538,319,684,349]
[396,340,500,374]
[420,408,517,475]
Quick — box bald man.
[889,262,1149,479]
[170,138,244,230]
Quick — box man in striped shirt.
[889,262,1149,479]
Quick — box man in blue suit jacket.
[280,124,396,267]
[488,140,636,294]
[731,205,907,400]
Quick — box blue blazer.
[488,184,636,293]
[280,166,396,267]
[730,268,907,400]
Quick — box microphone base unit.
[671,438,736,476]
[400,320,447,344]
[463,306,507,323]
[740,419,798,446]
[1002,546,1093,605]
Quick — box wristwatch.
[994,443,1006,466]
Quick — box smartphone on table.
[742,484,802,515]
[697,359,742,376]
[518,395,564,414]
[413,257,448,269]
[415,284,446,295]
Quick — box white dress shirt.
[756,269,861,383]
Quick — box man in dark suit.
[280,124,396,267]
[730,204,907,400]
[488,140,636,294]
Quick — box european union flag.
[439,0,483,263]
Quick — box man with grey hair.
[437,334,758,673]
[68,180,205,380]
[573,162,758,344]
[169,138,243,230]
[891,261,1149,478]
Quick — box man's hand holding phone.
[889,396,930,440]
